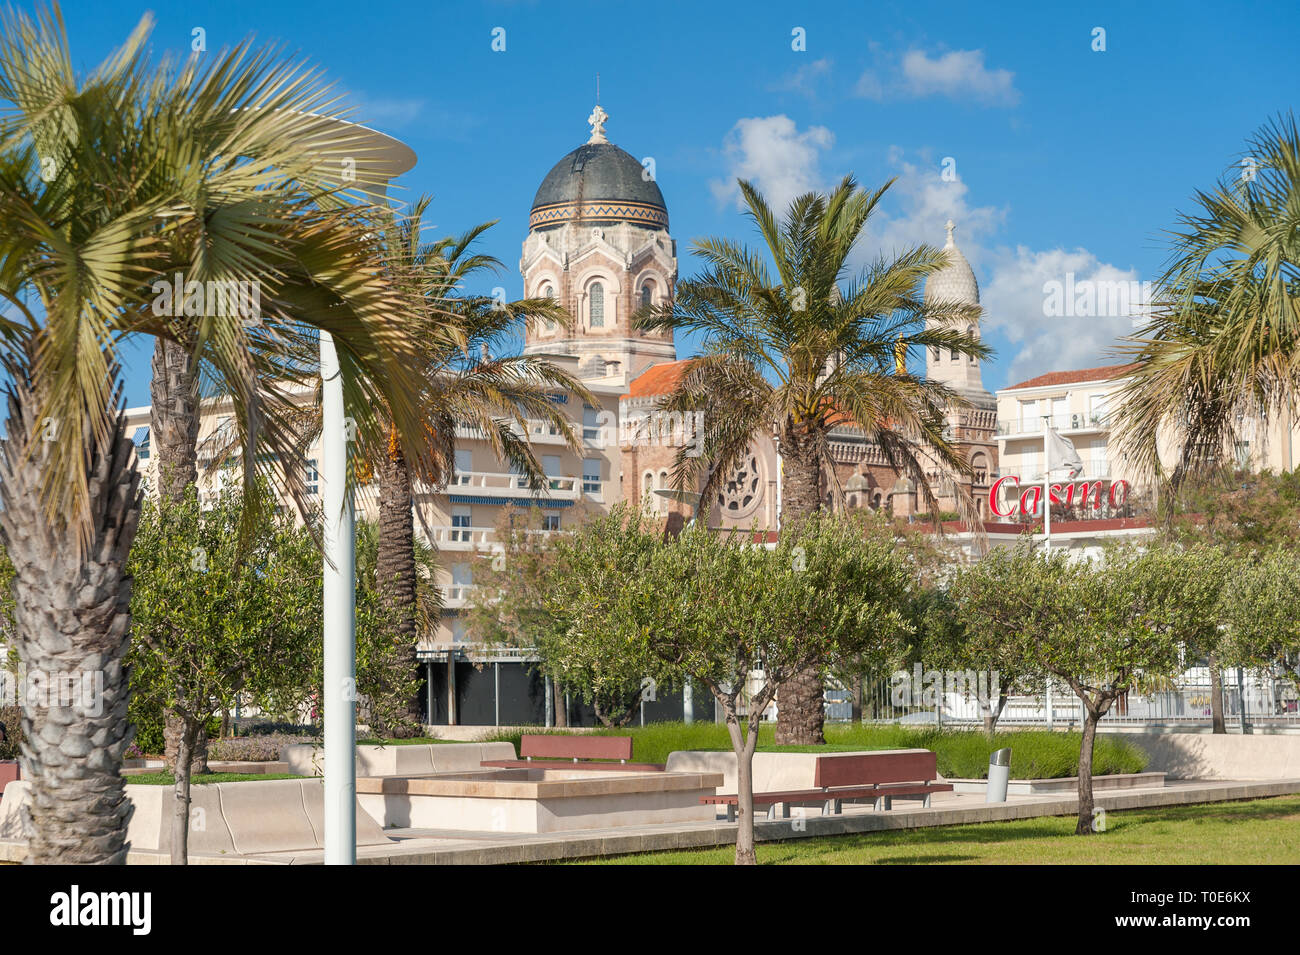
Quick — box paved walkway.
[168,776,1300,865]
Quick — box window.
[643,472,654,510]
[543,512,561,531]
[967,326,977,364]
[306,458,319,496]
[451,620,468,644]
[583,403,601,441]
[583,458,601,494]
[451,505,472,543]
[930,346,939,363]
[541,284,556,333]
[454,449,472,485]
[1089,393,1108,425]
[134,427,151,461]
[542,454,562,491]
[589,282,605,328]
[640,283,653,309]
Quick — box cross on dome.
[587,104,609,144]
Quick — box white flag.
[1045,427,1084,478]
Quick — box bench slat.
[815,751,939,788]
[519,734,633,761]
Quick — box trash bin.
[986,747,1011,803]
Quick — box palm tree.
[1116,113,1300,490]
[286,198,585,735]
[638,175,988,744]
[0,6,437,863]
[1114,113,1300,736]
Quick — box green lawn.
[476,722,1147,779]
[565,795,1300,865]
[126,772,300,785]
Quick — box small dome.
[925,220,979,306]
[529,106,668,232]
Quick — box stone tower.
[520,105,678,380]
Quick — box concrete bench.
[283,741,516,777]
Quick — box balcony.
[997,413,1111,437]
[441,584,475,609]
[420,470,584,502]
[426,525,562,551]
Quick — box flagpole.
[1043,421,1051,554]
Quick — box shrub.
[233,720,320,738]
[0,704,20,760]
[207,733,315,762]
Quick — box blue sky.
[42,0,1300,407]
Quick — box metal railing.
[826,669,1300,728]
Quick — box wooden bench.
[480,734,664,772]
[701,751,953,821]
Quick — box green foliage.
[127,486,321,739]
[126,772,300,786]
[476,722,1147,779]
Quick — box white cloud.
[769,58,833,99]
[854,48,1020,108]
[859,152,1006,265]
[981,246,1141,384]
[710,115,834,212]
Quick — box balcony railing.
[419,470,585,500]
[441,584,475,608]
[425,525,562,550]
[997,413,1110,437]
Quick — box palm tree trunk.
[151,339,209,773]
[0,380,141,864]
[775,427,826,745]
[376,444,421,737]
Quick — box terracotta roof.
[1004,363,1139,391]
[626,359,693,398]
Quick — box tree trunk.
[152,338,211,768]
[724,710,760,865]
[849,678,863,724]
[170,717,201,865]
[775,426,827,745]
[1075,706,1100,835]
[1208,656,1227,734]
[553,679,567,727]
[982,690,1008,740]
[0,380,140,864]
[376,443,421,737]
[163,711,208,775]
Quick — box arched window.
[930,346,940,363]
[967,326,977,363]
[643,472,654,510]
[640,283,653,309]
[589,282,605,328]
[541,284,556,334]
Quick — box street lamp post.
[299,117,415,864]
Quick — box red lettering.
[1108,479,1130,508]
[989,475,1019,518]
[1019,485,1041,516]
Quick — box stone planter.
[0,761,19,794]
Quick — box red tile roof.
[1005,363,1139,391]
[626,359,693,398]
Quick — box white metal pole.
[321,328,356,866]
[1042,424,1051,553]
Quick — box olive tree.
[950,541,1207,833]
[567,510,914,864]
[128,485,320,864]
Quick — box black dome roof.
[529,142,668,231]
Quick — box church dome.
[529,106,668,232]
[924,220,979,306]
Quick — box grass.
[563,795,1300,865]
[126,772,300,785]
[475,722,1148,779]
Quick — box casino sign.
[989,475,1131,518]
